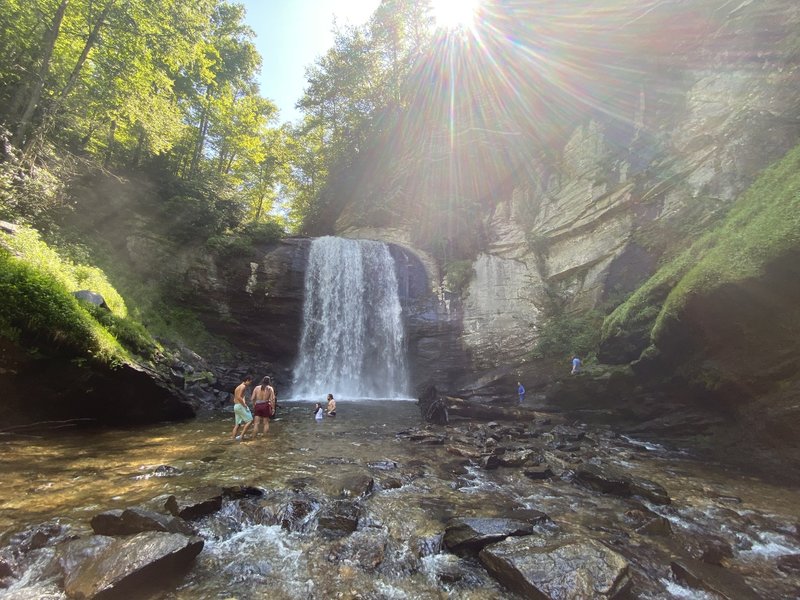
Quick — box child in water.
[313,402,325,419]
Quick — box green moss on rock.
[601,143,800,362]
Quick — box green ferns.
[603,143,800,354]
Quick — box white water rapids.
[290,236,410,400]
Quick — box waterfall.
[291,236,410,400]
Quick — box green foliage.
[534,311,603,360]
[0,224,164,362]
[1,226,127,316]
[444,260,474,295]
[84,304,158,359]
[0,0,292,234]
[603,143,800,351]
[289,1,434,232]
[0,250,120,362]
[207,219,286,257]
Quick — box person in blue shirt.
[517,381,525,404]
[571,356,582,374]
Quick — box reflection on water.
[1,401,799,599]
[0,402,423,533]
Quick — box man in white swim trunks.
[232,375,254,440]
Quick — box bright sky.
[241,0,380,124]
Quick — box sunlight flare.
[431,0,480,29]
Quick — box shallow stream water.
[1,401,799,599]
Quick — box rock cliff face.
[335,0,800,380]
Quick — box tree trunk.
[13,0,70,146]
[58,0,116,102]
[131,128,146,167]
[104,120,116,167]
[22,0,117,156]
[188,91,211,177]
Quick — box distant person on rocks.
[232,375,254,440]
[517,381,525,404]
[326,393,337,417]
[313,402,325,419]
[252,376,275,436]
[571,356,583,374]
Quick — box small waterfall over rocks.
[291,236,410,400]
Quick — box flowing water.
[291,237,410,400]
[1,402,799,599]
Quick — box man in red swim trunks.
[251,376,276,437]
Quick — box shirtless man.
[326,393,336,417]
[232,375,254,440]
[251,376,276,436]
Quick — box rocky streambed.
[0,401,798,599]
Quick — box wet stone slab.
[58,531,203,599]
[671,558,761,600]
[443,517,546,556]
[479,535,631,599]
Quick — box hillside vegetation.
[0,224,158,365]
[601,142,800,364]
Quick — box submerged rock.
[58,531,203,599]
[278,494,319,532]
[318,500,361,536]
[671,558,761,600]
[327,528,388,571]
[479,536,631,599]
[777,554,800,574]
[337,474,375,498]
[221,485,264,500]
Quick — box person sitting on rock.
[571,356,583,374]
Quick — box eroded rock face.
[0,338,195,426]
[183,238,310,363]
[479,536,631,599]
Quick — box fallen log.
[442,396,563,423]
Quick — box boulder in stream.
[443,517,546,556]
[497,449,535,467]
[523,465,554,480]
[91,508,195,536]
[58,531,203,599]
[479,536,631,599]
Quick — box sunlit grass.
[0,225,161,364]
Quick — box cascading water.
[291,236,410,399]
